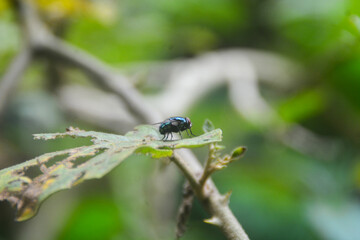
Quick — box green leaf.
[202,119,215,133]
[230,146,247,159]
[0,125,222,221]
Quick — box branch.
[5,0,159,124]
[1,1,250,239]
[0,47,32,119]
[41,38,159,123]
[176,181,194,239]
[171,151,249,240]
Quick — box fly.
[155,117,196,141]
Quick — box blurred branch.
[140,51,339,161]
[176,181,194,239]
[0,1,250,239]
[16,0,158,124]
[0,48,32,119]
[58,85,137,132]
[145,50,301,124]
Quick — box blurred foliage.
[64,0,247,62]
[0,10,20,73]
[278,88,325,123]
[57,196,123,240]
[1,0,360,240]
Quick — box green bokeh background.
[1,0,360,239]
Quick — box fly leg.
[162,133,167,141]
[189,128,196,137]
[170,132,173,140]
[177,126,183,139]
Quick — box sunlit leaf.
[34,0,116,23]
[349,15,360,36]
[0,125,222,221]
[0,0,9,13]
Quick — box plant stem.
[171,151,249,240]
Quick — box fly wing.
[152,119,171,125]
[169,119,180,126]
[151,122,163,125]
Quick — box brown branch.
[40,38,159,123]
[171,151,249,240]
[176,181,194,239]
[0,1,250,239]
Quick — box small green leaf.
[349,15,360,36]
[203,119,215,133]
[0,125,222,221]
[230,147,247,159]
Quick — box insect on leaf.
[0,125,222,221]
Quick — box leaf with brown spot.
[0,125,222,221]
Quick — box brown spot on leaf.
[15,195,39,222]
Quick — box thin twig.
[199,144,217,187]
[176,181,194,239]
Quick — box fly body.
[157,117,196,141]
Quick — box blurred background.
[1,0,360,239]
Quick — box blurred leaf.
[160,0,246,31]
[171,26,218,55]
[35,0,116,23]
[348,0,360,16]
[202,119,215,133]
[166,0,246,55]
[347,15,360,36]
[278,89,325,123]
[0,14,20,56]
[306,200,360,240]
[330,57,360,109]
[58,197,122,240]
[269,0,346,24]
[353,160,360,188]
[0,125,221,221]
[0,0,9,13]
[36,0,88,18]
[267,0,349,59]
[66,16,169,63]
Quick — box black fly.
[155,117,196,141]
